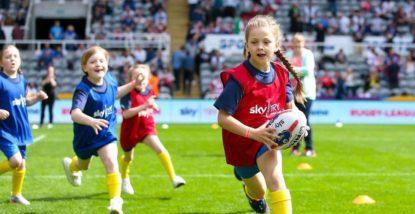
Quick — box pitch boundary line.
[33,134,46,143]
[1,172,414,180]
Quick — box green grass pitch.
[0,124,414,213]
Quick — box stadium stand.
[186,0,415,99]
[1,0,415,99]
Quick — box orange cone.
[211,123,219,129]
[353,195,376,205]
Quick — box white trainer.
[10,195,30,205]
[108,196,123,214]
[47,124,53,129]
[62,157,82,186]
[172,175,186,189]
[121,178,135,195]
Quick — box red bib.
[120,88,156,150]
[220,62,288,166]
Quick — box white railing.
[0,37,171,53]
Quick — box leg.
[303,99,314,153]
[48,98,55,125]
[0,143,23,175]
[40,100,46,126]
[143,135,185,188]
[0,159,12,175]
[120,149,134,179]
[257,150,291,214]
[97,143,123,213]
[12,158,26,196]
[98,143,121,197]
[62,156,89,186]
[76,157,91,171]
[120,149,135,194]
[234,165,268,213]
[242,173,267,200]
[10,147,30,205]
[291,100,307,154]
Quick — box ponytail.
[275,50,304,105]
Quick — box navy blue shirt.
[214,60,293,115]
[71,73,118,151]
[0,71,33,146]
[71,77,108,112]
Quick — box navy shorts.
[234,145,269,179]
[74,141,115,160]
[0,140,27,160]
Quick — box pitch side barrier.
[27,100,415,125]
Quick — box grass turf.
[0,124,414,213]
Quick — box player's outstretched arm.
[122,96,158,119]
[71,108,109,135]
[117,73,145,99]
[26,90,48,106]
[117,81,135,99]
[217,110,278,149]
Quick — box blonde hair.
[0,45,22,74]
[80,45,109,74]
[292,33,305,44]
[244,15,304,105]
[128,64,150,81]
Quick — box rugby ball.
[267,109,307,150]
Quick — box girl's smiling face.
[83,51,108,82]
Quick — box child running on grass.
[0,45,48,205]
[119,64,185,195]
[62,46,144,214]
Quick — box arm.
[26,90,48,106]
[217,110,278,149]
[122,97,158,119]
[117,81,135,99]
[71,108,109,135]
[116,73,144,99]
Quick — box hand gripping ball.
[267,109,307,150]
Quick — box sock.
[107,172,121,199]
[157,151,176,181]
[269,189,292,214]
[119,155,132,179]
[12,169,26,196]
[69,156,80,172]
[0,160,12,175]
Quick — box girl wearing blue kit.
[0,45,48,205]
[62,46,143,214]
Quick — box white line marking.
[33,134,46,143]
[1,172,414,180]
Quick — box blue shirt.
[71,73,118,150]
[172,50,185,69]
[214,60,293,115]
[0,72,33,146]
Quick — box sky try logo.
[93,105,113,118]
[249,101,280,117]
[12,95,26,107]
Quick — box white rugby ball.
[267,109,307,150]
